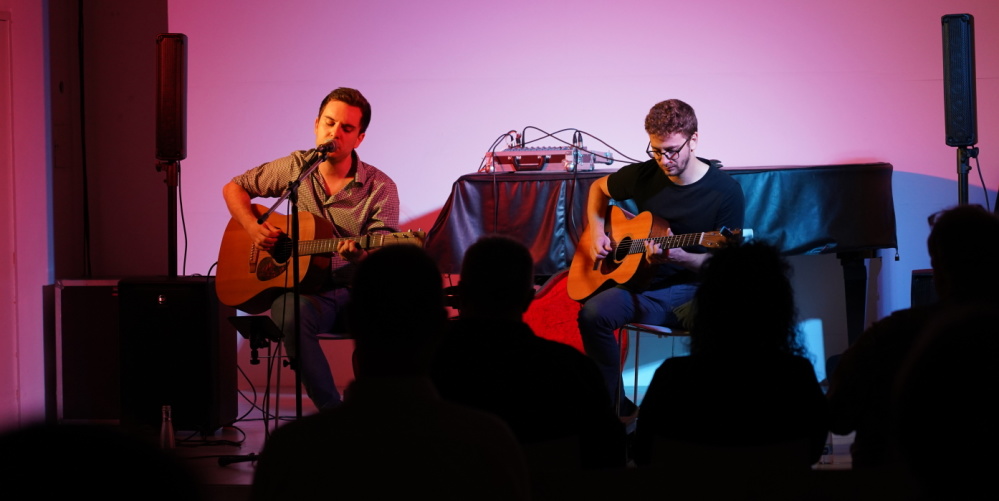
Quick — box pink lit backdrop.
[169,0,997,332]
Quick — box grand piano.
[425,163,898,345]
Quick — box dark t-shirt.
[606,158,745,286]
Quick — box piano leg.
[838,250,876,347]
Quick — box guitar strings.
[620,233,706,254]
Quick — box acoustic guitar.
[567,205,738,302]
[216,204,425,313]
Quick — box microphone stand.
[256,148,329,421]
[218,145,332,468]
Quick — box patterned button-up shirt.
[232,150,400,285]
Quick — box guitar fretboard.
[297,233,423,256]
[299,235,368,256]
[621,233,705,255]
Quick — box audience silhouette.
[828,204,999,470]
[893,301,999,500]
[250,245,530,500]
[634,241,828,468]
[431,235,626,472]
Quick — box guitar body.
[216,205,333,314]
[567,206,671,302]
[217,204,426,314]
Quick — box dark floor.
[169,388,857,501]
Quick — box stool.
[317,332,352,341]
[618,323,690,405]
[318,332,357,381]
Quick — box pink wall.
[169,0,998,321]
[0,0,51,430]
[1,0,995,427]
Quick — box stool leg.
[615,328,624,417]
[633,328,639,405]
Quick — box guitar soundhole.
[271,235,292,263]
[613,237,632,262]
[256,257,287,281]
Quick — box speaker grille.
[156,34,188,161]
[942,14,977,147]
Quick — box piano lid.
[425,162,898,275]
[725,163,897,255]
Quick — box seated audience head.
[348,245,446,377]
[459,235,535,320]
[926,204,999,301]
[894,302,999,499]
[691,241,802,356]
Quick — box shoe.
[619,397,639,434]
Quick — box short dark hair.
[318,87,372,133]
[644,99,698,139]
[459,235,535,314]
[927,204,999,300]
[349,245,445,345]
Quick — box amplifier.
[482,146,613,173]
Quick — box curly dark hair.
[690,241,803,357]
[644,99,698,139]
[318,87,372,133]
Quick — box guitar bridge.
[249,245,258,273]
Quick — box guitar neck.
[297,234,381,256]
[621,233,706,255]
[296,233,420,256]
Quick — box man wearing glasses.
[577,99,745,418]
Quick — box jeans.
[270,288,351,410]
[578,283,698,408]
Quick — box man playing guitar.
[222,88,400,410]
[577,99,745,418]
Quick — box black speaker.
[118,277,236,434]
[942,14,977,147]
[156,33,187,161]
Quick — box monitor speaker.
[156,33,188,161]
[118,277,236,434]
[942,14,977,147]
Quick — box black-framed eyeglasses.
[647,136,691,161]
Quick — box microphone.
[316,139,336,153]
[301,139,336,165]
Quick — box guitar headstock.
[383,230,427,248]
[701,227,743,248]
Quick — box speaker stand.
[955,146,978,206]
[157,160,179,277]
